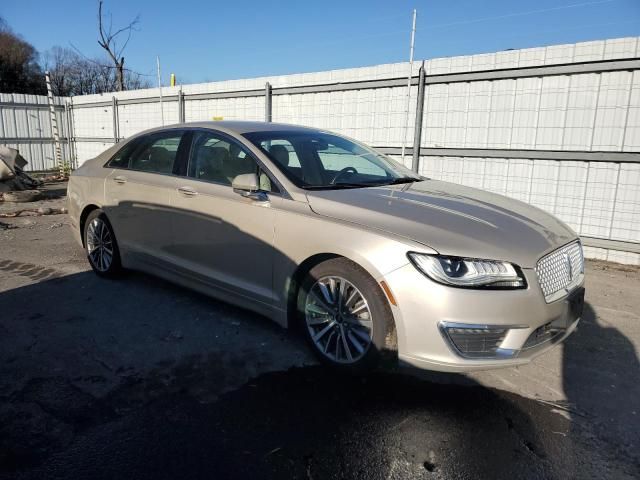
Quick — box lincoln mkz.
[68,121,585,371]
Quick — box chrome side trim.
[439,321,528,331]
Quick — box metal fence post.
[178,88,185,123]
[411,62,426,173]
[112,96,119,143]
[265,82,272,122]
[67,98,77,169]
[64,101,73,169]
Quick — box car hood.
[305,180,576,268]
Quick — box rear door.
[103,129,188,264]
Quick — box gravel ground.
[0,186,638,479]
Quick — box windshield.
[243,130,421,189]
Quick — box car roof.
[138,121,320,136]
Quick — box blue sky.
[3,0,640,85]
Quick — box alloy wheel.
[86,217,114,272]
[305,276,374,364]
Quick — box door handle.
[113,175,127,184]
[177,186,198,197]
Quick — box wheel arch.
[288,251,399,367]
[286,253,342,328]
[285,251,395,328]
[79,204,101,247]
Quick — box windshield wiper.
[381,177,421,185]
[302,177,421,190]
[302,183,373,190]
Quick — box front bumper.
[383,263,583,372]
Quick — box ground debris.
[34,174,68,183]
[162,330,184,342]
[0,221,17,230]
[263,446,282,458]
[0,146,42,195]
[0,207,67,218]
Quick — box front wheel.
[297,258,397,372]
[84,209,122,277]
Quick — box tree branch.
[96,0,140,90]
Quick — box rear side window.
[107,142,136,168]
[106,131,184,174]
[129,133,182,174]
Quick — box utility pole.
[157,56,164,126]
[412,62,426,173]
[400,9,417,164]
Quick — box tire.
[83,209,122,278]
[297,257,397,372]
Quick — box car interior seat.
[269,144,290,167]
[223,144,256,185]
[195,146,225,182]
[147,146,174,173]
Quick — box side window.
[188,131,278,192]
[128,132,183,174]
[259,139,305,186]
[260,139,301,168]
[106,140,137,169]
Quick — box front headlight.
[408,253,526,289]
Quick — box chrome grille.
[446,328,507,358]
[535,241,584,302]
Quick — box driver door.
[169,129,280,309]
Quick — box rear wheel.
[297,257,396,371]
[84,209,122,277]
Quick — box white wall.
[413,156,640,265]
[2,37,638,264]
[68,37,640,154]
[0,93,71,171]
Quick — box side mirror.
[232,173,268,201]
[232,173,259,192]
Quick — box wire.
[427,0,619,29]
[500,19,640,38]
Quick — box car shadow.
[2,265,633,479]
[2,203,637,478]
[562,302,640,471]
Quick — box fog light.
[439,322,519,359]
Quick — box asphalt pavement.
[0,186,638,479]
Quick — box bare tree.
[42,46,74,95]
[97,0,139,91]
[0,17,45,94]
[43,45,150,96]
[0,11,148,96]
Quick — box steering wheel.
[330,166,359,185]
